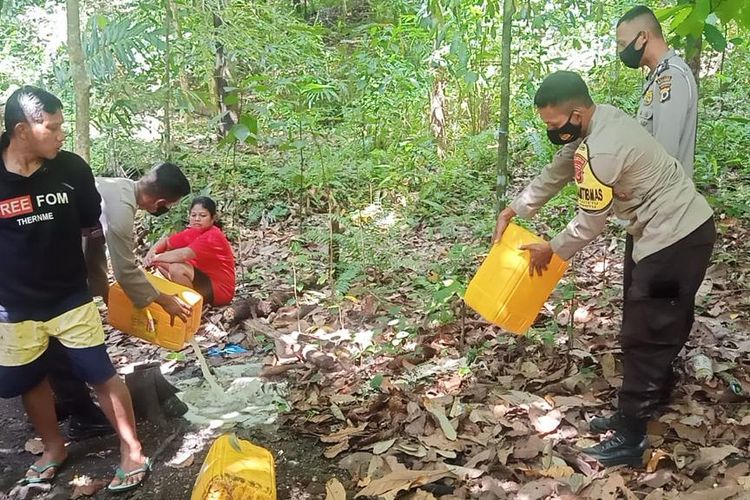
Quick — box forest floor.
[2,214,750,500]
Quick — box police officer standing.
[616,5,698,177]
[585,6,701,433]
[493,71,715,466]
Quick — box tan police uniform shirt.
[638,49,698,177]
[510,104,712,263]
[96,177,160,308]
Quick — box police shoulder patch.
[659,82,672,103]
[573,142,613,214]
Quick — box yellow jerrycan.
[191,433,276,500]
[464,222,568,334]
[108,272,203,350]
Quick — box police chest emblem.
[644,89,653,106]
[573,142,613,214]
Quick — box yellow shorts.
[0,301,105,367]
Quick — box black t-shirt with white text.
[0,133,101,322]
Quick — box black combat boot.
[589,410,624,434]
[582,416,648,467]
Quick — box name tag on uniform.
[574,142,613,214]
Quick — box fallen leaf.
[444,463,484,480]
[321,423,368,443]
[538,464,575,480]
[24,439,44,455]
[70,478,108,499]
[681,485,741,500]
[423,399,456,441]
[551,395,598,408]
[324,440,350,459]
[512,435,546,460]
[373,438,396,455]
[646,449,670,473]
[528,406,562,434]
[688,445,740,472]
[497,446,513,465]
[600,353,617,378]
[355,469,453,499]
[567,473,593,495]
[331,404,346,421]
[338,452,374,481]
[521,361,541,378]
[497,390,552,410]
[325,478,346,500]
[516,478,557,500]
[641,469,674,489]
[672,423,708,445]
[464,448,494,469]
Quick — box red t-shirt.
[167,225,236,305]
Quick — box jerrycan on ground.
[191,433,276,500]
[108,272,203,350]
[464,222,568,334]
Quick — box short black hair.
[617,5,663,37]
[534,71,594,108]
[190,196,217,218]
[142,162,191,201]
[3,86,63,137]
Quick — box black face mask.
[149,205,170,217]
[546,112,582,145]
[619,32,646,69]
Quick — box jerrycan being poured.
[465,223,568,334]
[108,272,203,350]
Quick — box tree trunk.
[66,0,91,163]
[686,34,702,89]
[163,0,173,158]
[125,363,188,424]
[495,0,514,213]
[213,12,237,137]
[429,70,447,159]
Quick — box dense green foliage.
[1,0,749,320]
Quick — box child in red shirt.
[145,197,235,305]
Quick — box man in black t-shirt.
[0,86,150,492]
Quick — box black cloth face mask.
[619,32,646,69]
[546,112,582,145]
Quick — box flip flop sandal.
[107,457,153,493]
[21,460,65,485]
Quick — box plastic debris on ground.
[175,363,288,429]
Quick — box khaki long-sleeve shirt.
[510,104,712,263]
[96,177,159,308]
[637,49,698,177]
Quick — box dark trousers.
[48,235,110,421]
[618,218,715,420]
[47,339,105,421]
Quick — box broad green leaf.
[674,0,711,37]
[239,114,258,145]
[229,123,251,143]
[703,24,727,51]
[463,71,478,85]
[714,0,742,24]
[223,92,239,106]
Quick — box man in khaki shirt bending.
[493,71,715,467]
[87,162,192,320]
